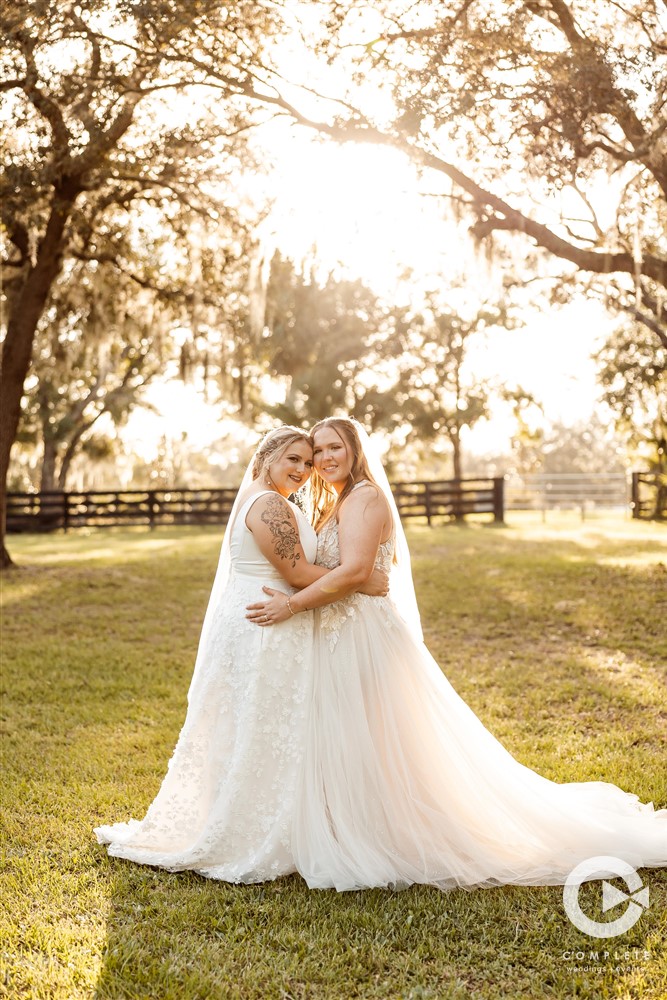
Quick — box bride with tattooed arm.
[95,425,387,883]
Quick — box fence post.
[424,482,432,526]
[630,472,640,519]
[63,492,70,532]
[492,477,505,523]
[37,492,47,531]
[148,490,157,529]
[451,479,464,522]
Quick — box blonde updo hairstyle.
[310,416,379,531]
[251,426,313,483]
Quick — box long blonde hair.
[310,417,380,531]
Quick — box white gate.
[504,473,629,519]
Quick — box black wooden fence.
[6,477,505,533]
[6,487,238,533]
[391,477,504,525]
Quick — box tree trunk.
[40,438,57,492]
[0,184,79,568]
[57,450,73,492]
[0,304,41,568]
[450,401,464,480]
[57,423,91,490]
[452,434,462,481]
[451,425,464,522]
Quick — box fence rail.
[391,478,504,525]
[6,487,239,533]
[6,478,505,533]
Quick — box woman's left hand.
[246,587,292,626]
[358,566,389,597]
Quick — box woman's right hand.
[358,567,389,597]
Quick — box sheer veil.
[186,456,257,703]
[351,420,424,644]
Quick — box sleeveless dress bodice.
[231,491,317,584]
[315,482,394,650]
[317,517,393,573]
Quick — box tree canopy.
[2,0,665,562]
[0,0,280,564]
[279,0,666,343]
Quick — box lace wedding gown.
[292,517,667,892]
[95,492,317,882]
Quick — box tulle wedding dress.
[96,422,666,891]
[95,491,317,882]
[292,512,667,892]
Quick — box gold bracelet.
[286,597,297,616]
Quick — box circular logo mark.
[563,855,649,938]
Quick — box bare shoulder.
[245,491,297,527]
[340,483,389,520]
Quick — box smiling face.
[265,439,313,497]
[312,425,353,492]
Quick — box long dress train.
[292,517,667,892]
[96,492,317,883]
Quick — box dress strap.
[239,489,291,522]
[238,489,276,513]
[228,489,281,538]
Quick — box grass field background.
[1,513,666,998]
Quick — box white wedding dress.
[95,491,317,882]
[292,515,667,892]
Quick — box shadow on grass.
[92,854,667,1000]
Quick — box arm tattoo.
[260,495,301,568]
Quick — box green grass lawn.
[1,513,666,999]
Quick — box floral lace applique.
[316,519,395,650]
[320,598,359,651]
[317,521,356,649]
